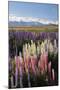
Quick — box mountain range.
[9,21,46,27]
[9,16,58,27]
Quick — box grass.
[9,25,58,32]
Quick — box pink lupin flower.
[19,57,23,75]
[38,54,45,75]
[15,56,19,87]
[15,56,19,69]
[31,56,36,75]
[44,52,48,72]
[40,54,45,72]
[38,58,40,71]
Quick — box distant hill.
[9,21,48,27]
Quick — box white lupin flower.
[11,76,14,88]
[44,39,48,45]
[48,39,50,46]
[23,45,26,61]
[28,43,31,57]
[19,52,23,63]
[54,39,58,54]
[37,46,40,55]
[41,42,45,54]
[49,42,54,53]
[26,45,29,59]
[15,55,17,61]
[23,43,28,59]
[23,45,24,56]
[44,39,48,52]
[33,43,36,55]
[25,43,28,50]
[54,39,57,48]
[30,40,36,56]
[52,69,55,81]
[37,41,40,55]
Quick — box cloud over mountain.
[9,15,58,25]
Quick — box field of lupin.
[9,28,58,88]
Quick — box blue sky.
[8,1,58,21]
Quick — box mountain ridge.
[9,21,56,27]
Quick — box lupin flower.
[44,52,48,72]
[31,56,36,75]
[52,69,55,81]
[11,76,14,88]
[48,61,52,80]
[9,36,58,88]
[48,42,54,53]
[40,42,45,54]
[28,43,31,57]
[37,41,40,56]
[39,54,45,74]
[30,40,36,56]
[54,39,58,54]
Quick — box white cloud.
[9,15,58,25]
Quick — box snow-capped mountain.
[9,21,45,27]
[9,15,58,27]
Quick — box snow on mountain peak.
[9,15,58,25]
